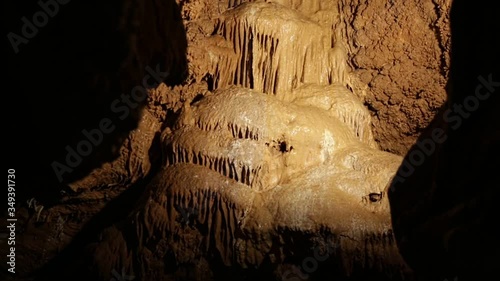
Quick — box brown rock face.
[10,0,491,281]
[337,0,451,155]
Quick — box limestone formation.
[125,78,408,280]
[210,1,344,96]
[70,1,410,279]
[15,0,456,280]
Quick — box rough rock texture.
[389,0,499,280]
[5,0,462,280]
[337,0,452,154]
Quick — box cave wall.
[337,0,452,154]
[3,0,472,280]
[389,0,499,280]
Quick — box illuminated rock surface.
[8,0,462,280]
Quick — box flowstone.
[137,84,405,275]
[80,1,411,279]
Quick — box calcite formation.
[210,1,346,96]
[9,0,460,279]
[130,1,410,277]
[135,84,406,276]
[163,85,382,192]
[73,1,410,279]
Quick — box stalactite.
[214,2,334,97]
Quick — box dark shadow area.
[3,0,187,279]
[388,0,499,280]
[30,168,158,281]
[4,0,187,206]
